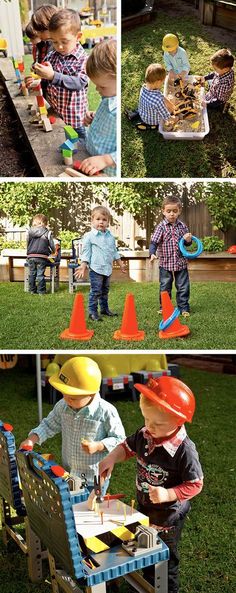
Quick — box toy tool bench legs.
[16,450,169,593]
[24,261,60,293]
[0,422,47,582]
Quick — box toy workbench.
[16,450,169,593]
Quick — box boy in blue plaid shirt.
[79,39,117,177]
[20,357,125,492]
[149,196,192,317]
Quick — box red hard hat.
[134,376,195,423]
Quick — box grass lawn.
[0,364,236,593]
[121,0,236,178]
[0,280,235,350]
[23,52,100,111]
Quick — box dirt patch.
[0,79,37,177]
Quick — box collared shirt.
[81,228,121,276]
[138,85,170,125]
[149,218,189,271]
[45,43,88,128]
[163,46,190,74]
[123,425,203,511]
[30,393,125,486]
[86,96,117,177]
[205,69,234,103]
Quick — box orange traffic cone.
[113,293,145,341]
[60,293,94,341]
[159,292,190,339]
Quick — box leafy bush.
[58,230,79,250]
[0,238,26,253]
[201,236,225,252]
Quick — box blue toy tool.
[179,236,203,259]
[159,307,180,331]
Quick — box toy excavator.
[173,78,200,119]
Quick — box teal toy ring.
[159,307,180,331]
[179,236,203,259]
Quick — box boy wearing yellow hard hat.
[162,33,190,80]
[20,356,125,492]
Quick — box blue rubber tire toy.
[179,235,203,259]
[159,307,180,331]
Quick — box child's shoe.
[181,311,190,318]
[124,107,140,122]
[101,309,118,317]
[89,313,103,322]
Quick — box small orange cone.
[159,292,190,339]
[113,293,145,341]
[60,293,94,341]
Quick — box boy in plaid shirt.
[202,48,234,111]
[25,5,58,90]
[19,357,125,492]
[34,9,88,138]
[149,196,192,317]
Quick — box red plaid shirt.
[45,44,88,127]
[205,69,234,103]
[149,218,189,271]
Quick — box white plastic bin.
[159,75,209,140]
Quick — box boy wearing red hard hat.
[99,376,203,593]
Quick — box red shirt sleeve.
[120,441,136,459]
[173,478,203,501]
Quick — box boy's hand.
[99,455,115,480]
[119,261,126,274]
[183,233,192,243]
[164,96,175,114]
[81,439,104,455]
[74,264,87,279]
[84,111,95,126]
[79,154,114,176]
[150,254,157,263]
[33,62,54,81]
[148,485,177,504]
[19,436,37,450]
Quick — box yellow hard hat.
[162,34,179,52]
[49,356,102,396]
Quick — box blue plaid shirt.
[81,228,121,277]
[30,393,125,487]
[163,46,190,74]
[86,96,117,177]
[138,85,170,125]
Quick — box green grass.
[0,280,235,349]
[0,364,236,593]
[121,0,236,177]
[23,52,100,110]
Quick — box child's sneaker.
[182,311,190,318]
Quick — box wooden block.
[36,95,45,107]
[62,148,73,158]
[63,155,73,166]
[58,172,72,178]
[39,106,47,115]
[65,167,88,178]
[42,117,53,132]
[30,106,37,116]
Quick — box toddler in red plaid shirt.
[149,196,192,317]
[25,5,58,89]
[34,9,88,138]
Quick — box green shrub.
[201,236,225,252]
[58,230,79,250]
[0,238,26,253]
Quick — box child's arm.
[82,409,125,455]
[34,55,88,91]
[79,154,116,176]
[99,444,127,479]
[149,224,163,260]
[183,232,192,244]
[149,479,203,504]
[19,400,63,449]
[164,96,175,113]
[74,234,91,279]
[116,258,126,274]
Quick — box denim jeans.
[28,257,47,294]
[75,125,86,139]
[159,267,190,312]
[140,501,191,593]
[89,270,111,314]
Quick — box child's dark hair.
[86,39,116,78]
[162,196,182,209]
[145,63,166,83]
[49,9,81,34]
[25,21,38,40]
[32,214,48,226]
[211,48,234,69]
[31,5,58,32]
[91,206,111,222]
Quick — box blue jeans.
[75,125,86,139]
[89,270,111,314]
[159,267,190,312]
[28,257,47,294]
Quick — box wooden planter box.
[199,0,236,32]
